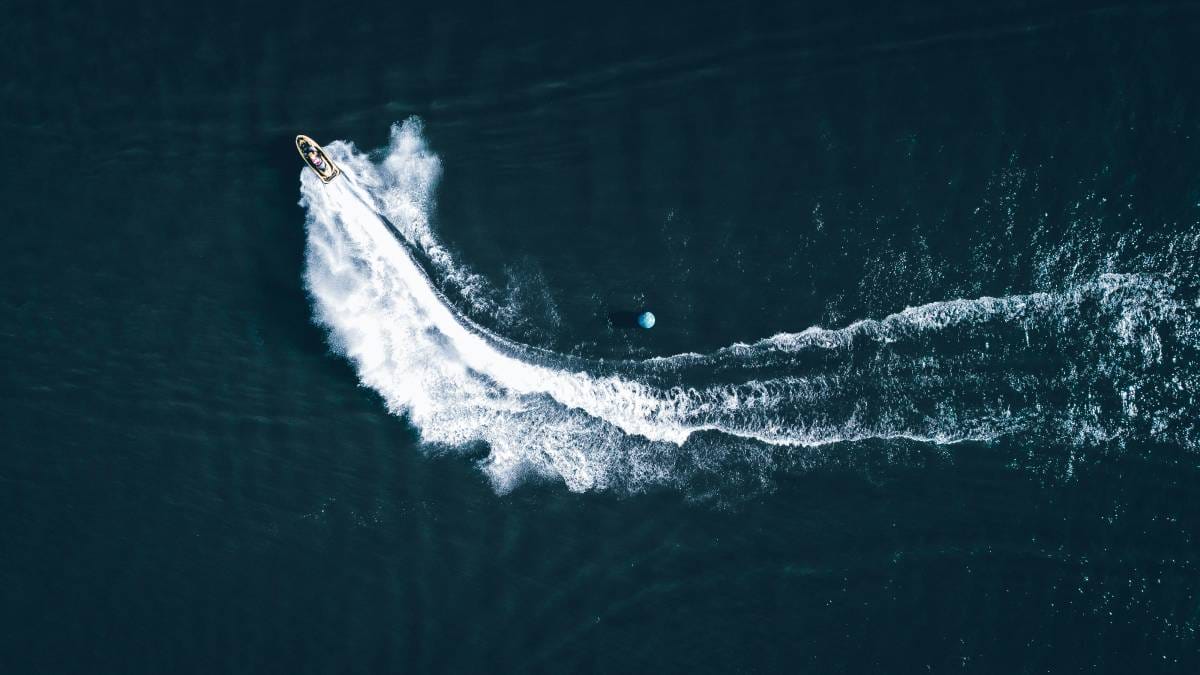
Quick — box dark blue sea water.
[4,1,1200,672]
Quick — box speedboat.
[295,134,341,183]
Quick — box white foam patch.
[300,119,1200,493]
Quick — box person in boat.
[304,145,328,172]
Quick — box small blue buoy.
[637,311,656,329]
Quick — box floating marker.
[637,311,656,329]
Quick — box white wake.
[300,119,1199,493]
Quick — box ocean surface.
[4,0,1200,672]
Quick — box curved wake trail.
[300,120,1199,493]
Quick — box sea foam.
[300,119,1199,493]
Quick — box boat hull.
[295,134,340,183]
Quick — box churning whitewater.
[300,119,1199,493]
